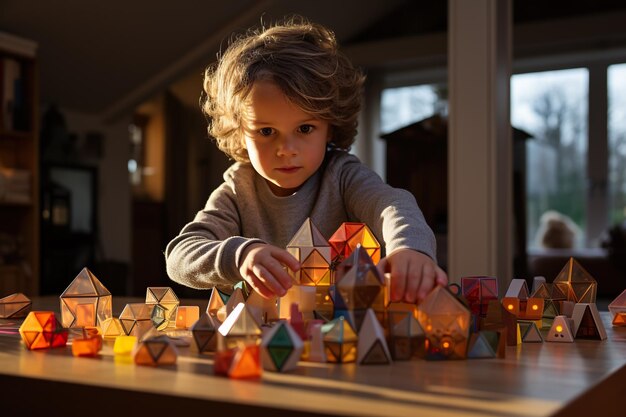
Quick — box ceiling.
[0,0,407,120]
[2,0,626,122]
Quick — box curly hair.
[201,17,365,162]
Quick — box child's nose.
[276,135,298,156]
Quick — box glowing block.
[505,279,529,300]
[519,321,543,343]
[572,303,607,340]
[72,332,103,357]
[329,222,380,265]
[60,267,112,328]
[215,344,262,379]
[501,297,520,316]
[321,317,358,363]
[145,287,179,330]
[217,303,262,351]
[612,313,626,326]
[261,321,303,372]
[207,287,230,321]
[313,286,334,321]
[279,286,315,320]
[417,286,471,360]
[482,300,519,346]
[519,298,544,321]
[546,315,574,343]
[100,317,124,338]
[307,322,326,362]
[119,303,155,338]
[461,276,498,317]
[19,311,68,350]
[246,291,278,325]
[113,335,137,355]
[190,314,217,353]
[134,335,178,366]
[357,309,392,365]
[175,306,199,329]
[608,289,626,325]
[553,258,597,303]
[0,292,31,318]
[286,218,332,286]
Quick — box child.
[165,17,447,304]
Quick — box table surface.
[1,297,625,417]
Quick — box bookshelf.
[0,32,39,295]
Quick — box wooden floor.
[1,297,625,417]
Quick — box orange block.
[72,334,103,357]
[19,311,68,350]
[176,306,200,329]
[215,344,261,379]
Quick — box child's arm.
[377,248,448,303]
[238,243,299,298]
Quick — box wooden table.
[1,297,625,417]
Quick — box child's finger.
[403,266,421,304]
[390,262,408,302]
[252,264,287,297]
[244,272,275,299]
[417,263,436,301]
[272,248,301,272]
[263,257,293,291]
[435,266,448,286]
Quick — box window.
[511,69,589,249]
[380,84,447,134]
[608,63,626,226]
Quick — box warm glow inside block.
[100,318,124,338]
[215,344,262,378]
[286,218,332,286]
[0,293,31,318]
[133,336,178,366]
[60,267,112,328]
[519,298,544,321]
[321,317,358,363]
[72,335,103,357]
[145,287,180,330]
[612,312,626,326]
[608,289,626,316]
[501,297,520,316]
[417,286,471,360]
[553,257,597,303]
[19,311,68,350]
[176,306,200,329]
[217,303,262,351]
[113,335,137,355]
[119,303,155,338]
[546,315,574,343]
[279,286,315,320]
[207,288,230,320]
[329,222,380,264]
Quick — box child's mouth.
[276,166,301,174]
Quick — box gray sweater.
[165,150,436,289]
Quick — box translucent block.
[0,292,31,318]
[461,276,498,317]
[114,335,137,355]
[217,303,262,351]
[100,317,124,338]
[357,309,392,365]
[329,222,381,265]
[482,300,519,346]
[119,303,155,338]
[279,286,315,320]
[133,335,178,366]
[215,344,262,379]
[246,292,278,325]
[417,286,471,360]
[191,314,218,353]
[612,312,626,326]
[176,306,200,329]
[72,334,103,357]
[286,218,332,285]
[553,257,597,303]
[321,317,358,363]
[519,298,544,321]
[207,288,230,320]
[504,279,529,300]
[19,311,68,350]
[261,321,303,372]
[608,289,626,316]
[145,287,180,329]
[467,330,505,359]
[60,267,112,328]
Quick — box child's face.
[241,81,330,196]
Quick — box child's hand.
[377,248,448,303]
[239,243,299,299]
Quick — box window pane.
[380,84,447,134]
[608,63,626,226]
[511,69,588,249]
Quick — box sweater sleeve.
[164,181,264,289]
[331,153,437,261]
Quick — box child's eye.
[298,124,315,134]
[258,127,274,136]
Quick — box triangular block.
[519,321,543,342]
[572,303,607,340]
[467,332,497,358]
[546,315,574,343]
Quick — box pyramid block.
[60,267,112,328]
[286,218,332,285]
[505,279,529,300]
[19,311,68,350]
[119,303,155,338]
[612,313,626,326]
[224,288,246,318]
[417,286,471,360]
[546,315,575,343]
[519,321,543,343]
[145,287,179,330]
[215,344,262,379]
[133,335,178,366]
[553,258,597,303]
[0,292,31,318]
[191,314,218,353]
[207,287,230,321]
[357,309,392,365]
[467,330,504,359]
[261,321,303,372]
[608,289,626,325]
[329,222,380,265]
[100,317,124,338]
[572,303,607,340]
[217,303,261,351]
[531,276,546,294]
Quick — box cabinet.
[0,33,39,295]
